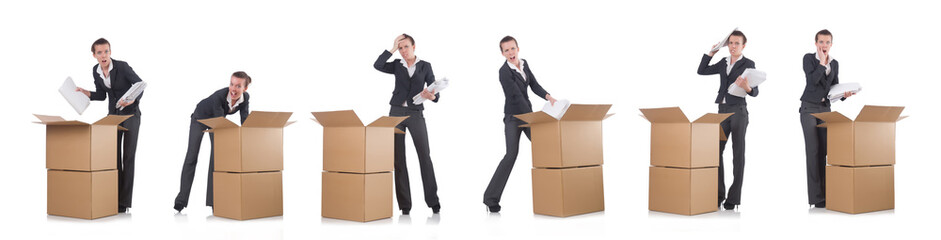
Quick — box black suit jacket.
[90,59,144,115]
[374,50,439,110]
[800,53,840,106]
[697,54,759,105]
[191,88,250,124]
[499,60,549,115]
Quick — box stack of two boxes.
[641,107,732,215]
[813,105,905,214]
[313,110,407,222]
[34,114,131,220]
[515,104,612,217]
[198,111,293,220]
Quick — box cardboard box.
[312,110,407,173]
[199,111,294,172]
[812,105,906,166]
[213,171,283,220]
[322,171,393,222]
[47,169,117,219]
[34,114,130,171]
[532,166,605,217]
[826,165,894,214]
[648,166,717,216]
[515,104,614,168]
[640,107,732,168]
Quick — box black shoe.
[401,209,410,215]
[118,206,128,213]
[431,205,440,214]
[723,203,736,210]
[173,203,184,212]
[814,202,826,208]
[487,204,501,213]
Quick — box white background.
[1,0,938,239]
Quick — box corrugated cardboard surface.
[45,125,119,171]
[322,172,392,222]
[200,111,292,173]
[650,123,691,167]
[517,104,612,168]
[213,171,283,220]
[826,165,894,214]
[642,107,728,168]
[532,166,605,217]
[239,127,284,171]
[814,105,904,167]
[315,110,404,173]
[323,127,367,172]
[47,169,117,219]
[648,166,717,216]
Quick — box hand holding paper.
[116,81,146,110]
[541,99,571,120]
[413,77,449,104]
[711,27,739,53]
[727,69,767,97]
[828,82,861,103]
[59,77,90,115]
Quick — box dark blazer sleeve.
[239,94,250,124]
[424,63,440,103]
[746,61,759,97]
[120,63,145,103]
[526,63,549,100]
[373,50,396,74]
[499,68,521,105]
[803,54,830,87]
[89,66,107,101]
[697,54,722,75]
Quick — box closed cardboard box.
[312,110,407,173]
[515,104,613,168]
[47,169,117,219]
[640,107,731,168]
[199,111,294,172]
[213,171,283,220]
[34,114,130,171]
[812,105,906,166]
[648,166,717,216]
[532,166,605,217]
[322,171,392,222]
[826,165,894,214]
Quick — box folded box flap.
[311,110,364,127]
[243,111,293,128]
[603,113,616,120]
[811,112,852,126]
[560,104,612,121]
[693,113,733,124]
[367,116,409,128]
[33,114,67,123]
[855,105,905,122]
[514,111,557,124]
[197,117,239,129]
[93,114,133,126]
[639,107,689,123]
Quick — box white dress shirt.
[226,93,244,113]
[507,59,527,82]
[815,51,834,75]
[400,56,422,106]
[721,55,744,104]
[96,62,114,89]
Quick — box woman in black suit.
[483,36,556,212]
[373,34,441,215]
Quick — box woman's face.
[398,40,415,61]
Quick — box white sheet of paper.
[58,77,90,115]
[711,27,739,53]
[117,81,147,110]
[412,78,449,104]
[828,82,861,103]
[541,99,571,120]
[727,68,767,97]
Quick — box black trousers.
[174,118,216,208]
[483,114,532,207]
[800,101,830,205]
[390,106,440,211]
[718,104,748,205]
[117,113,141,208]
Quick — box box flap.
[897,116,909,122]
[719,128,727,141]
[603,113,616,120]
[514,111,557,124]
[811,112,852,127]
[367,116,409,128]
[855,105,905,122]
[242,111,293,128]
[93,115,133,126]
[197,117,239,129]
[639,107,689,123]
[394,128,405,134]
[311,110,364,127]
[693,113,733,124]
[284,121,296,127]
[560,104,612,121]
[32,114,88,126]
[33,114,66,123]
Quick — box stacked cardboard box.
[313,110,406,222]
[515,104,612,217]
[199,111,293,220]
[640,107,732,215]
[813,105,905,214]
[34,114,131,220]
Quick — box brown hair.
[401,33,415,45]
[232,71,252,86]
[499,36,518,51]
[729,30,747,45]
[815,29,832,42]
[91,38,110,53]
